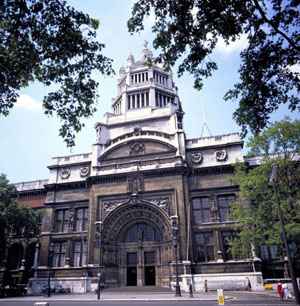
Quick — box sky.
[0,0,298,183]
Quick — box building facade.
[10,46,267,293]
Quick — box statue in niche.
[128,173,144,195]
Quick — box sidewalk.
[0,290,233,302]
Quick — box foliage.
[0,174,40,263]
[128,0,300,137]
[0,0,113,146]
[229,119,300,259]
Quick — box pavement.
[0,287,294,303]
[0,291,227,302]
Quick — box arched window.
[124,222,161,242]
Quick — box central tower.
[91,43,186,175]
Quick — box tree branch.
[252,0,300,52]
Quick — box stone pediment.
[98,138,177,162]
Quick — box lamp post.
[95,221,103,300]
[269,164,300,304]
[47,242,54,298]
[171,215,181,297]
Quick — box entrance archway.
[122,221,161,286]
[101,201,172,287]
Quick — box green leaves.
[0,174,41,262]
[230,119,300,259]
[0,0,114,146]
[128,0,300,137]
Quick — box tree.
[229,118,300,260]
[0,0,113,146]
[128,0,300,137]
[0,174,40,264]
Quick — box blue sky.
[0,0,297,183]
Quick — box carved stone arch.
[117,218,163,243]
[102,201,172,244]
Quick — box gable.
[99,139,177,162]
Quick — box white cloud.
[16,94,41,111]
[289,64,300,74]
[215,34,248,55]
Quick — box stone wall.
[174,272,264,292]
[28,277,97,294]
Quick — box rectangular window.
[73,240,87,267]
[128,95,131,109]
[134,74,137,83]
[269,245,279,259]
[163,95,166,106]
[75,207,88,232]
[194,232,214,262]
[138,74,141,83]
[192,197,211,224]
[127,252,137,266]
[131,75,134,84]
[132,95,135,108]
[260,245,279,260]
[55,209,69,233]
[155,92,159,106]
[145,92,149,106]
[145,72,148,81]
[221,230,236,260]
[137,94,140,108]
[260,245,269,260]
[141,93,145,107]
[144,251,156,265]
[159,94,162,107]
[217,195,235,222]
[142,73,145,82]
[52,241,67,267]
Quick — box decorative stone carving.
[80,166,90,177]
[133,127,142,136]
[60,168,71,179]
[215,149,227,161]
[149,197,169,210]
[103,200,125,214]
[191,152,203,164]
[102,203,171,243]
[128,174,144,194]
[129,142,145,155]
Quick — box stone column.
[87,186,96,266]
[149,86,155,108]
[33,242,40,277]
[137,244,144,286]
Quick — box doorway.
[126,252,137,286]
[127,267,137,286]
[144,266,156,286]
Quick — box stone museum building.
[10,46,269,293]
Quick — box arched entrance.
[101,201,172,287]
